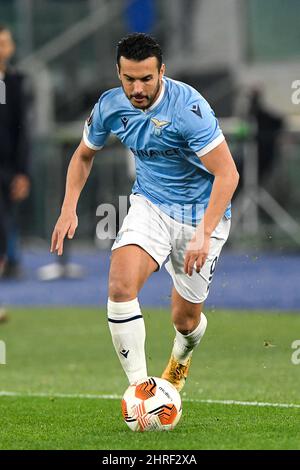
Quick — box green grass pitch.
[0,307,300,449]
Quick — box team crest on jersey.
[151,118,170,136]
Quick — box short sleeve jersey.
[83,77,231,225]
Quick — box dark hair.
[116,33,162,70]
[0,25,10,34]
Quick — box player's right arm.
[51,94,110,255]
[50,140,97,256]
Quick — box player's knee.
[172,307,201,334]
[175,321,197,335]
[109,279,137,302]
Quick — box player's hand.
[184,230,210,276]
[50,209,78,256]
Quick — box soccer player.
[51,33,239,391]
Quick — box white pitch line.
[0,390,300,409]
[0,391,120,400]
[186,398,300,409]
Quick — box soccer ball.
[121,377,182,431]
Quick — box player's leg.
[108,244,158,384]
[162,216,231,391]
[109,244,158,301]
[170,287,203,335]
[162,288,207,391]
[107,193,171,384]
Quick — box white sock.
[172,312,208,365]
[107,298,147,384]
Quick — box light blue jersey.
[83,77,231,225]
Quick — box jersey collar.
[143,79,166,114]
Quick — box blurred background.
[0,0,300,310]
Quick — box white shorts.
[111,194,231,303]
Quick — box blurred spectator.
[248,88,284,184]
[0,194,6,275]
[124,0,156,33]
[160,0,199,57]
[0,25,31,279]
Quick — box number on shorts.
[206,256,219,293]
[208,256,218,282]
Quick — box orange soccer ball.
[121,377,182,431]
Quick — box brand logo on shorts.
[115,231,123,243]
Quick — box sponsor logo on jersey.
[130,147,180,158]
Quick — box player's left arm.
[184,140,239,276]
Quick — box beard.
[124,79,161,110]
